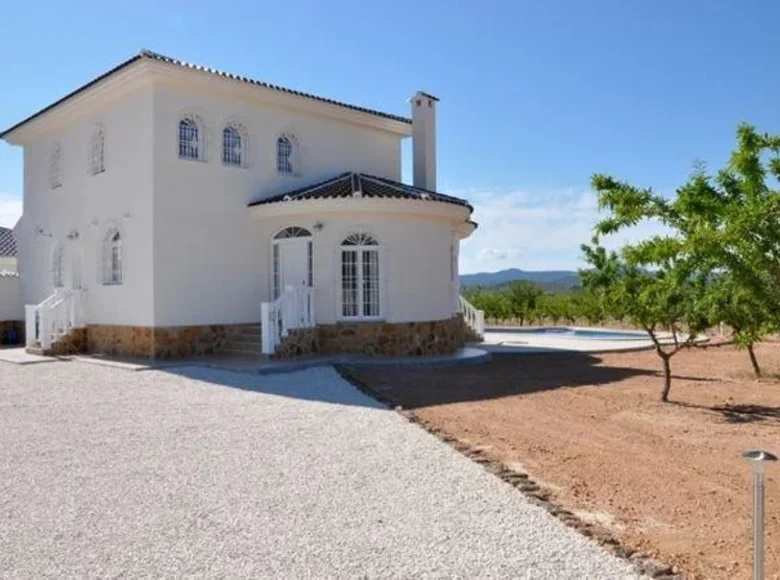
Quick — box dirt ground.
[345,342,780,580]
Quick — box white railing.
[261,285,315,355]
[458,295,485,337]
[25,289,85,350]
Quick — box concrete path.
[0,360,638,578]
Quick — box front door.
[279,239,310,293]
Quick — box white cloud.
[0,192,22,229]
[459,186,670,274]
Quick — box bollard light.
[743,449,778,580]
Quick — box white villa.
[0,50,481,358]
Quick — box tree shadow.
[339,352,658,409]
[669,400,780,424]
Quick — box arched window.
[272,227,312,299]
[178,116,202,161]
[89,124,105,175]
[222,124,245,166]
[49,144,63,189]
[340,232,380,319]
[51,243,64,287]
[276,135,295,174]
[103,229,123,285]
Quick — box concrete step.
[232,330,262,341]
[222,340,261,354]
[236,325,262,334]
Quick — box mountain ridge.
[459,268,580,290]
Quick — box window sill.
[102,282,123,286]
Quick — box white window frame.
[222,123,247,167]
[178,115,205,161]
[89,124,105,175]
[49,143,63,189]
[276,133,299,176]
[51,243,64,287]
[102,228,123,285]
[271,226,313,300]
[338,232,382,321]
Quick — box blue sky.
[1,0,778,273]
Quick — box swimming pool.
[489,327,648,340]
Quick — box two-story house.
[0,50,478,359]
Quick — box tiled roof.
[0,227,16,257]
[248,172,472,211]
[1,50,411,139]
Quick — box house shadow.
[157,363,387,409]
[336,351,659,410]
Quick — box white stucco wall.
[0,275,23,321]
[256,211,459,324]
[0,257,16,273]
[150,82,405,326]
[17,86,155,326]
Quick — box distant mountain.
[459,268,580,291]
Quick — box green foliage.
[463,283,603,327]
[580,123,780,398]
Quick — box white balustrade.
[24,289,86,351]
[458,295,485,337]
[261,285,316,355]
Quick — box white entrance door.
[279,239,310,292]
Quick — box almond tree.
[580,243,709,402]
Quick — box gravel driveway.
[0,361,637,579]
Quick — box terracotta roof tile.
[1,50,411,138]
[249,172,472,211]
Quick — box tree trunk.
[747,343,762,378]
[660,355,672,402]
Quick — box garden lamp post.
[743,449,777,580]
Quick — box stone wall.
[0,320,24,345]
[45,328,88,356]
[274,316,469,359]
[84,323,260,359]
[86,325,154,358]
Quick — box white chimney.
[411,91,438,191]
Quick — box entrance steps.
[222,324,263,356]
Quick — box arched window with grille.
[222,124,244,166]
[89,124,105,175]
[178,116,203,161]
[340,232,381,319]
[276,134,296,175]
[102,228,123,285]
[51,243,64,287]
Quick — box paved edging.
[335,365,683,580]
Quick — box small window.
[340,232,380,319]
[89,125,105,175]
[222,124,244,166]
[276,135,295,174]
[49,144,63,189]
[51,243,63,287]
[178,117,202,161]
[103,229,122,285]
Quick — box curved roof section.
[248,172,473,212]
[1,50,411,139]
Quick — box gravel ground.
[0,361,638,579]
